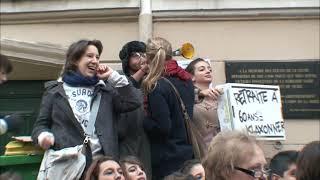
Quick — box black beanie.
[119,41,146,76]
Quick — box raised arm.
[107,70,141,113]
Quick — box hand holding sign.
[199,88,223,100]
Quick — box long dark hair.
[61,39,103,76]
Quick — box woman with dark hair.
[180,159,205,180]
[185,58,222,150]
[296,141,320,180]
[85,156,125,180]
[142,37,194,179]
[120,156,147,180]
[32,39,140,178]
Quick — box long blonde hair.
[142,37,172,93]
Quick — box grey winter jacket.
[31,80,141,158]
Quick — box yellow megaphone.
[172,43,194,59]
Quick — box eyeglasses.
[131,52,146,59]
[235,166,270,179]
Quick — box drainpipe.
[139,0,152,43]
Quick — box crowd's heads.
[119,156,147,180]
[296,141,320,180]
[269,150,298,180]
[119,41,146,76]
[180,159,205,180]
[142,37,173,93]
[203,131,267,180]
[0,54,13,84]
[85,156,124,180]
[62,39,103,76]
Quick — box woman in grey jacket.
[32,39,141,177]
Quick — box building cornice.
[0,38,66,67]
[0,38,124,70]
[0,8,140,25]
[153,7,320,22]
[1,7,319,25]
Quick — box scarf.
[62,71,99,87]
[164,59,192,81]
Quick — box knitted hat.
[119,41,146,76]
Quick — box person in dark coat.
[31,39,141,178]
[142,37,194,179]
[118,41,151,178]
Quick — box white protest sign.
[216,83,285,140]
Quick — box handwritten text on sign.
[217,83,285,140]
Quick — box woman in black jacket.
[142,37,194,179]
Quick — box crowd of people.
[0,37,319,180]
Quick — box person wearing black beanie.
[119,41,148,88]
[118,41,152,179]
